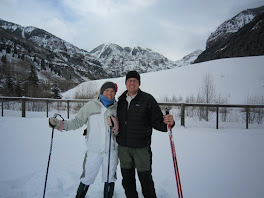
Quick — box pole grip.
[165,107,170,115]
[165,107,172,130]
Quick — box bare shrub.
[74,82,99,99]
[195,92,206,121]
[216,94,230,122]
[243,96,264,124]
[185,94,196,117]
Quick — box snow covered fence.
[1,97,264,129]
[160,102,264,129]
[1,96,92,118]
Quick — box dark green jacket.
[117,89,167,148]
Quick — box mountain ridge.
[194,5,264,63]
[1,5,263,97]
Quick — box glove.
[107,116,119,135]
[49,117,64,131]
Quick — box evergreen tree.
[14,46,18,54]
[6,46,11,54]
[41,59,46,70]
[24,64,39,97]
[14,79,23,97]
[51,84,62,99]
[3,72,15,96]
[1,55,7,63]
[27,64,39,86]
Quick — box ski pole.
[165,108,183,198]
[43,113,64,198]
[105,117,114,198]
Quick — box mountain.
[0,19,107,80]
[90,43,178,77]
[0,19,110,97]
[194,5,264,63]
[175,49,203,66]
[206,5,264,49]
[1,18,197,97]
[0,20,105,97]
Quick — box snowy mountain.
[2,3,263,98]
[90,43,178,77]
[0,19,107,81]
[175,49,203,66]
[1,18,196,97]
[206,5,264,49]
[194,5,264,63]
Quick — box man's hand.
[163,114,175,126]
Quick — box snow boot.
[104,182,115,198]
[75,182,89,198]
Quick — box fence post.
[1,98,3,117]
[22,98,26,117]
[67,100,70,119]
[181,103,185,127]
[46,100,49,118]
[216,106,219,129]
[246,106,249,129]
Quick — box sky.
[0,0,263,60]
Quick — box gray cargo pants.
[118,145,157,198]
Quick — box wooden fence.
[1,97,264,129]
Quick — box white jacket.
[64,98,118,153]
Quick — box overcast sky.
[0,0,263,60]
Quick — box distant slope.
[195,5,264,63]
[90,43,178,77]
[63,56,264,104]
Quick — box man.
[117,71,175,198]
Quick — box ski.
[165,108,183,198]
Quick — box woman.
[49,81,119,198]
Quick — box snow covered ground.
[1,56,264,198]
[0,111,263,198]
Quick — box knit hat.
[125,71,140,85]
[100,82,118,94]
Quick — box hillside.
[0,18,200,97]
[90,43,178,77]
[194,5,264,63]
[63,56,264,105]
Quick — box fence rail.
[1,97,264,129]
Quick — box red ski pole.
[165,108,183,198]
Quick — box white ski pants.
[80,150,118,185]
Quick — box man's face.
[126,78,140,96]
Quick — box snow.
[0,112,263,198]
[207,11,256,45]
[63,56,264,105]
[1,56,264,198]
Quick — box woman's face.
[103,88,116,100]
